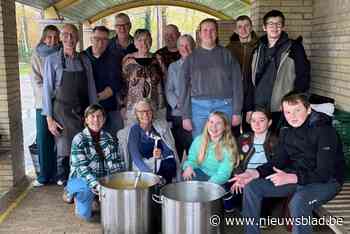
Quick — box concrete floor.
[0,180,335,234]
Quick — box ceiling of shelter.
[16,0,251,23]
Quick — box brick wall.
[0,0,25,192]
[311,0,350,111]
[250,0,313,55]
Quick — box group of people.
[30,8,345,234]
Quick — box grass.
[19,63,31,77]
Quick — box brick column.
[218,20,236,46]
[250,0,313,56]
[0,0,25,192]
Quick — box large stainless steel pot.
[100,171,161,234]
[153,181,226,234]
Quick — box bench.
[315,182,350,233]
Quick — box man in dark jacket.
[84,26,124,136]
[230,92,345,234]
[108,13,137,56]
[226,15,258,133]
[252,10,310,133]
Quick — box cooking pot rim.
[99,171,161,190]
[160,181,226,203]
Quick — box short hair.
[177,34,196,49]
[281,91,310,109]
[62,23,79,39]
[166,24,180,33]
[252,106,272,120]
[133,98,153,115]
[92,25,110,35]
[236,15,252,26]
[115,12,131,24]
[40,25,60,43]
[263,9,285,26]
[84,104,106,120]
[199,18,218,32]
[134,28,152,40]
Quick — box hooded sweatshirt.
[31,42,61,109]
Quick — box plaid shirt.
[69,128,125,189]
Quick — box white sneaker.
[33,180,44,187]
[57,180,64,186]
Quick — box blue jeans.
[66,177,95,220]
[243,178,340,234]
[191,98,233,137]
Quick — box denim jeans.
[242,178,340,234]
[66,177,95,220]
[191,98,233,137]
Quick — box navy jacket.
[84,47,123,111]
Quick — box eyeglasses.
[266,21,283,28]
[115,23,130,29]
[61,32,77,39]
[136,109,152,114]
[92,36,109,42]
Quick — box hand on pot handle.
[92,184,100,196]
[182,166,196,180]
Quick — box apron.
[53,54,89,156]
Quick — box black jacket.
[237,131,278,173]
[84,47,124,111]
[257,111,345,185]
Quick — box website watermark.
[209,214,344,227]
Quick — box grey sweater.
[179,45,243,119]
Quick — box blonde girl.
[182,111,239,185]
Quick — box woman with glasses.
[118,99,178,184]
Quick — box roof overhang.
[16,0,250,23]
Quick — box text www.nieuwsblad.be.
[209,214,344,227]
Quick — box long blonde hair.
[197,111,239,167]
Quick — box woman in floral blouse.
[122,29,166,125]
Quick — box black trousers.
[170,116,193,162]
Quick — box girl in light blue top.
[182,111,239,185]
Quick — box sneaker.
[62,190,74,204]
[33,180,44,187]
[57,180,65,186]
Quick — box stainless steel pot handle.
[152,194,163,204]
[158,175,167,186]
[98,185,105,202]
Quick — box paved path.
[0,181,334,234]
[0,184,102,233]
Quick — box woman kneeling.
[63,104,125,221]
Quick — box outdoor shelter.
[0,1,349,230]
